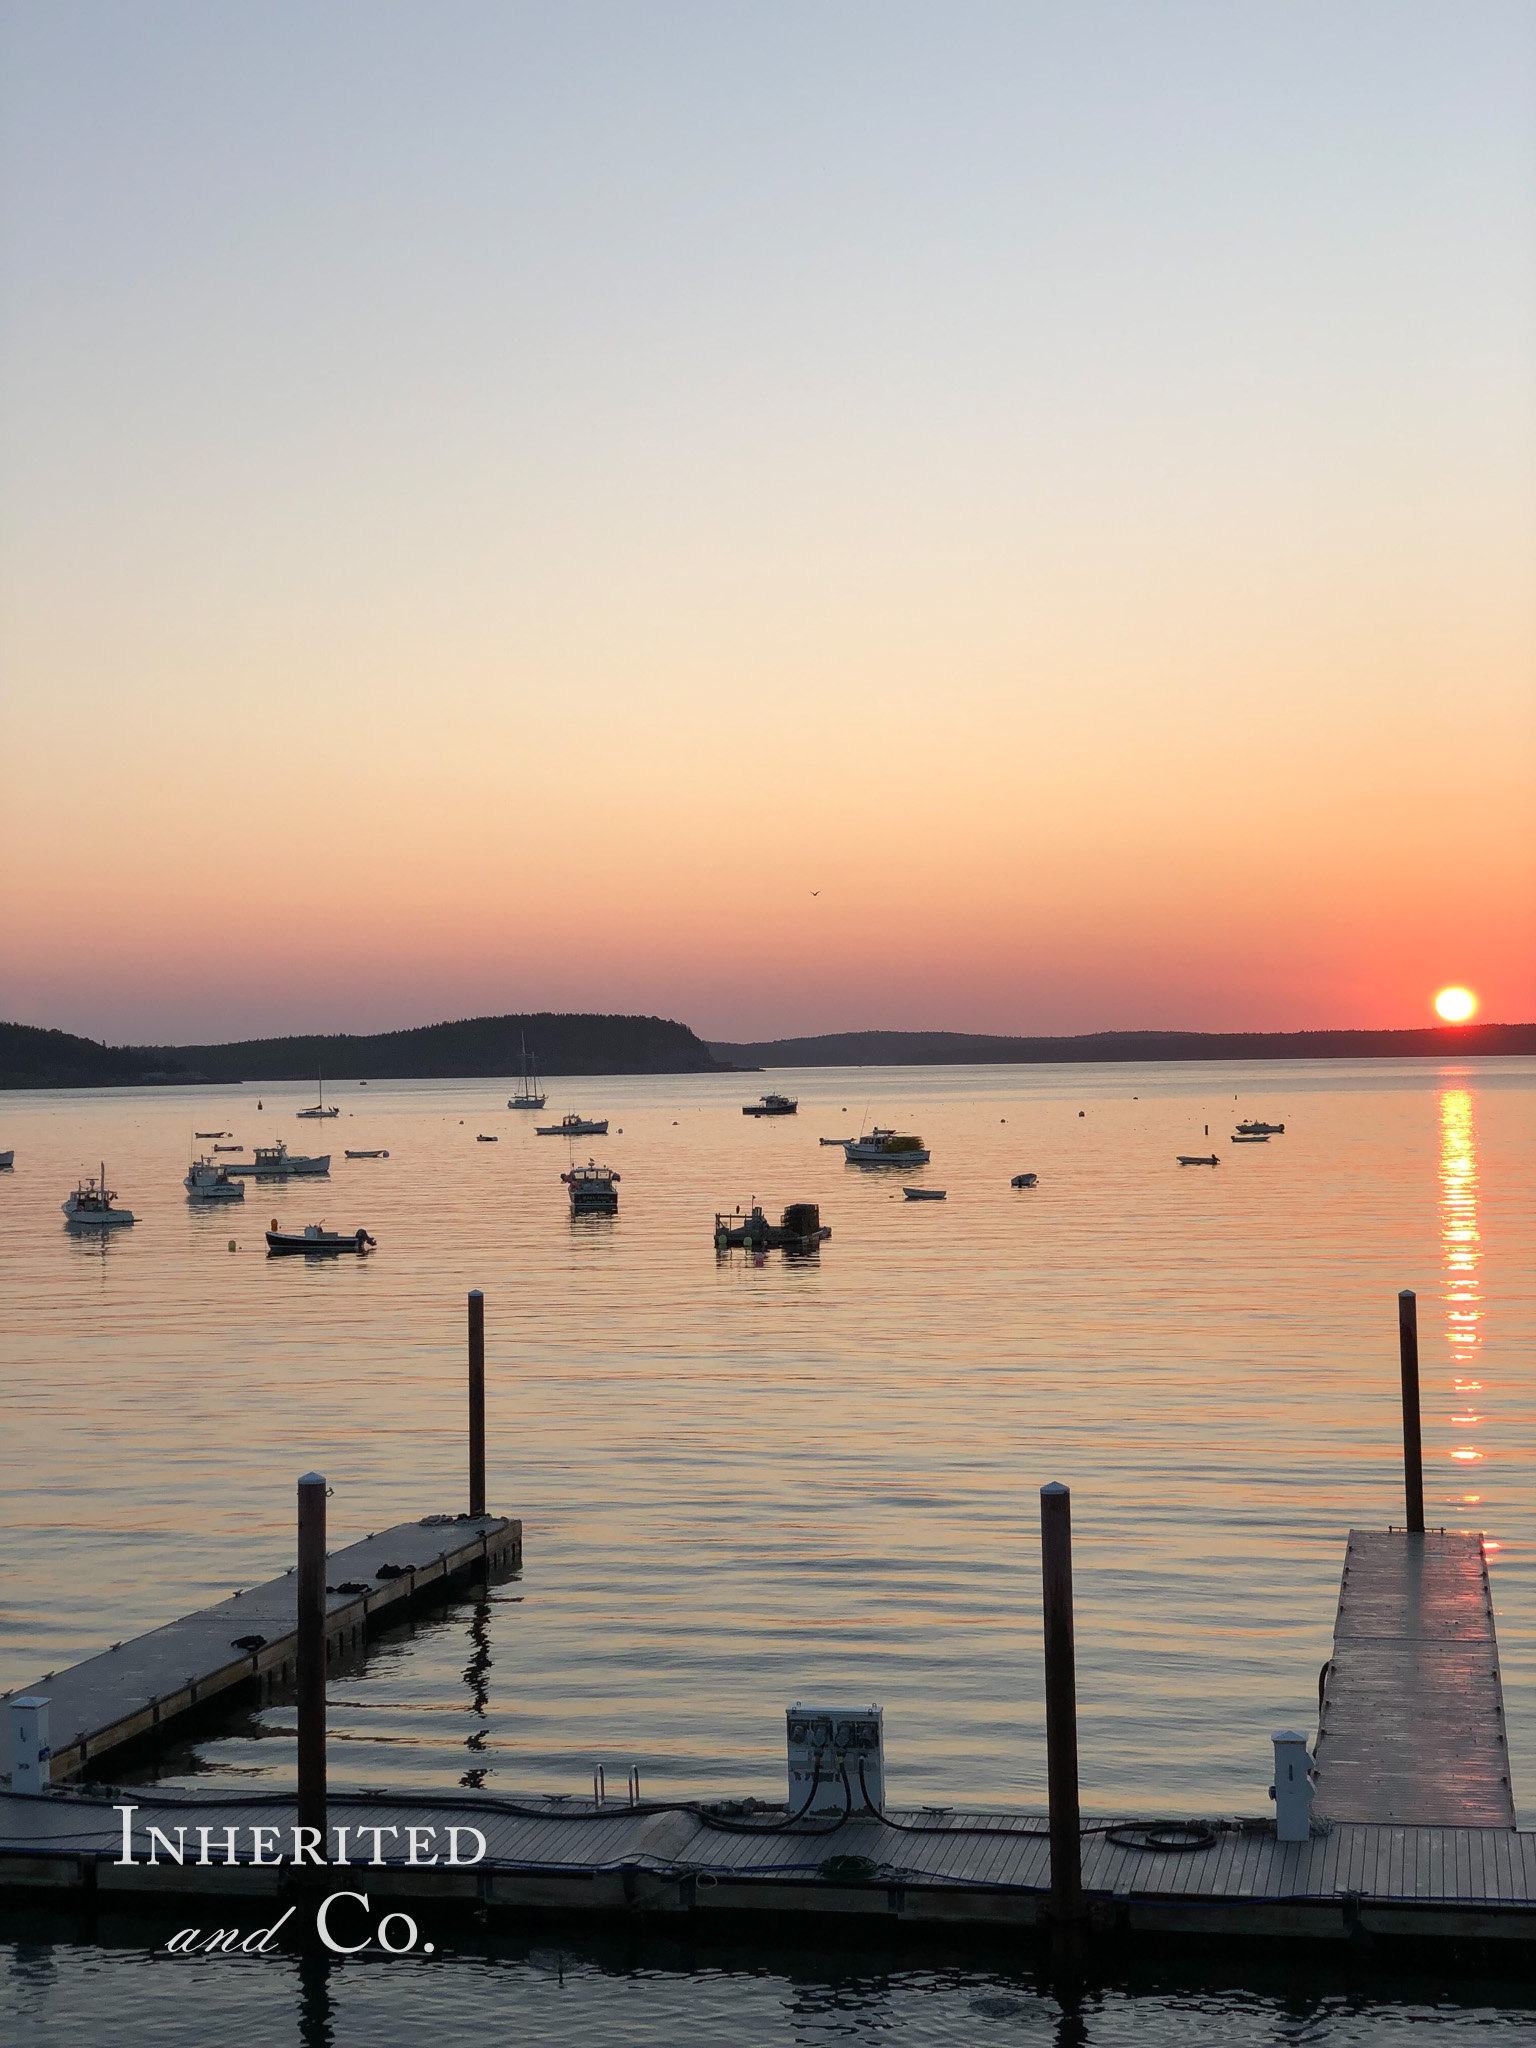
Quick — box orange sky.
[2,4,1533,1042]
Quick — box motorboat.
[63,1167,134,1227]
[296,1073,341,1120]
[903,1186,946,1200]
[714,1201,829,1250]
[266,1223,376,1255]
[742,1093,798,1117]
[1235,1120,1285,1136]
[841,1128,930,1165]
[225,1142,330,1176]
[344,1149,390,1159]
[537,1112,609,1137]
[563,1160,620,1213]
[509,1033,546,1110]
[185,1157,245,1200]
[1010,1172,1038,1188]
[1177,1155,1220,1167]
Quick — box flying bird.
[811,890,820,896]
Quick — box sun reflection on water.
[1438,1088,1487,1520]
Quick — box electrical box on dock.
[786,1702,884,1816]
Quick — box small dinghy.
[266,1223,376,1255]
[1177,1154,1220,1167]
[213,1142,243,1152]
[818,1137,847,1146]
[195,1131,228,1139]
[476,1133,498,1142]
[1010,1172,1038,1188]
[1230,1133,1269,1144]
[903,1186,946,1200]
[344,1149,389,1159]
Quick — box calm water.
[2,1057,1533,2042]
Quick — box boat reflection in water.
[1439,1088,1489,1526]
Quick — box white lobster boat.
[63,1167,134,1227]
[225,1141,330,1177]
[185,1157,245,1200]
[537,1112,608,1137]
[841,1127,930,1166]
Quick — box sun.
[1434,987,1477,1023]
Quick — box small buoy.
[228,1239,237,1252]
[257,1099,263,1109]
[271,1217,279,1230]
[1078,1111,1085,1118]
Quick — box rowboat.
[903,1186,946,1201]
[1177,1155,1220,1167]
[344,1149,390,1159]
[1230,1134,1269,1144]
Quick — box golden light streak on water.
[1438,1087,1486,1511]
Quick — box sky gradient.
[2,2,1533,1044]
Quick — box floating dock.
[2,1521,1528,1954]
[3,1515,520,1782]
[1314,1529,1514,1828]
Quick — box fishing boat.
[714,1201,829,1250]
[63,1167,134,1227]
[1230,1133,1270,1145]
[185,1157,245,1200]
[265,1223,376,1255]
[563,1160,620,1213]
[296,1074,341,1120]
[1177,1155,1220,1167]
[225,1142,330,1177]
[841,1127,930,1165]
[1010,1172,1039,1188]
[903,1186,946,1201]
[742,1093,798,1117]
[344,1149,390,1159]
[1235,1120,1285,1136]
[509,1034,546,1111]
[537,1112,608,1137]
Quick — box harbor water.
[2,1056,1534,2041]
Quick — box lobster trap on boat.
[714,1201,830,1252]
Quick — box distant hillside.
[0,1011,735,1089]
[144,1012,731,1082]
[709,1024,1536,1068]
[0,1021,190,1090]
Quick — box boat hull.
[843,1145,930,1165]
[186,1182,244,1200]
[63,1205,134,1227]
[0,1151,13,1169]
[225,1156,330,1175]
[903,1187,946,1200]
[266,1229,375,1254]
[509,1098,546,1110]
[537,1120,608,1136]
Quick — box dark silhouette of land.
[3,1013,1530,1091]
[0,1013,732,1089]
[709,1024,1536,1068]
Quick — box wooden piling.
[1040,1481,1083,1953]
[296,1472,327,1841]
[1398,1290,1424,1534]
[468,1290,486,1519]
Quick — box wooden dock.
[2,1514,521,1783]
[1313,1531,1515,1829]
[2,1790,1534,1947]
[2,1517,1528,1953]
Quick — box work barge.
[2,1293,1532,1960]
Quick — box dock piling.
[1398,1290,1424,1534]
[1040,1482,1084,1955]
[468,1290,486,1519]
[296,1472,327,1842]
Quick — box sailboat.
[296,1072,341,1120]
[508,1034,546,1111]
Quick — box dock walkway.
[3,1515,521,1782]
[1313,1531,1514,1828]
[2,1790,1534,1944]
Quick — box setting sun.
[1435,987,1478,1023]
